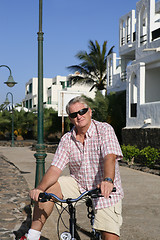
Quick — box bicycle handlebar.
[39,187,116,204]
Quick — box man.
[20,96,124,240]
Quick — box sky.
[0,0,138,105]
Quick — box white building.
[107,0,160,148]
[23,73,95,111]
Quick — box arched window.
[140,5,147,45]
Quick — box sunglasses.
[69,108,89,119]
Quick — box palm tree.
[67,40,114,92]
[83,90,126,143]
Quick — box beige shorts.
[58,176,123,236]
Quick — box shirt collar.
[86,119,95,138]
[71,119,96,140]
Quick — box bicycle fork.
[69,204,76,239]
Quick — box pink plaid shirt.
[51,120,124,209]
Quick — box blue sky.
[0,0,138,105]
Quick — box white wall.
[25,76,96,111]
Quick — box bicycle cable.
[55,203,70,240]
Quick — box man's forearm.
[98,154,116,198]
[37,165,62,191]
[103,154,116,182]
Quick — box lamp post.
[0,65,16,147]
[4,92,14,147]
[0,65,17,87]
[34,0,47,187]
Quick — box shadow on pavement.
[13,204,32,240]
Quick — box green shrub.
[121,144,140,163]
[140,146,160,167]
[121,144,160,168]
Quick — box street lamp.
[0,65,17,87]
[4,92,15,147]
[34,0,47,187]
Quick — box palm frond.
[67,40,111,91]
[88,40,97,53]
[67,65,89,75]
[89,84,96,92]
[75,51,88,60]
[102,41,107,59]
[107,46,115,56]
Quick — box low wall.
[0,140,58,154]
[0,140,36,147]
[122,128,160,149]
[31,143,58,154]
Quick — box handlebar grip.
[39,192,51,202]
[39,192,46,198]
[90,187,116,198]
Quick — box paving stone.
[0,155,31,240]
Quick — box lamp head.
[4,75,17,87]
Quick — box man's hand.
[29,165,62,202]
[98,181,114,199]
[30,188,43,202]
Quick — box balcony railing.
[121,37,125,46]
[121,71,127,81]
[121,32,136,46]
[140,34,147,44]
[108,75,112,86]
[127,34,130,43]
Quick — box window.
[131,103,137,117]
[29,99,32,109]
[130,72,137,118]
[145,68,160,103]
[26,100,28,108]
[29,83,32,93]
[61,81,65,89]
[67,80,72,87]
[120,20,125,46]
[140,6,147,45]
[48,96,51,104]
[127,17,131,43]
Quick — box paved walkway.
[0,146,160,240]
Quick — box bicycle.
[39,187,116,240]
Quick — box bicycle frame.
[68,203,77,239]
[76,197,102,240]
[59,198,101,240]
